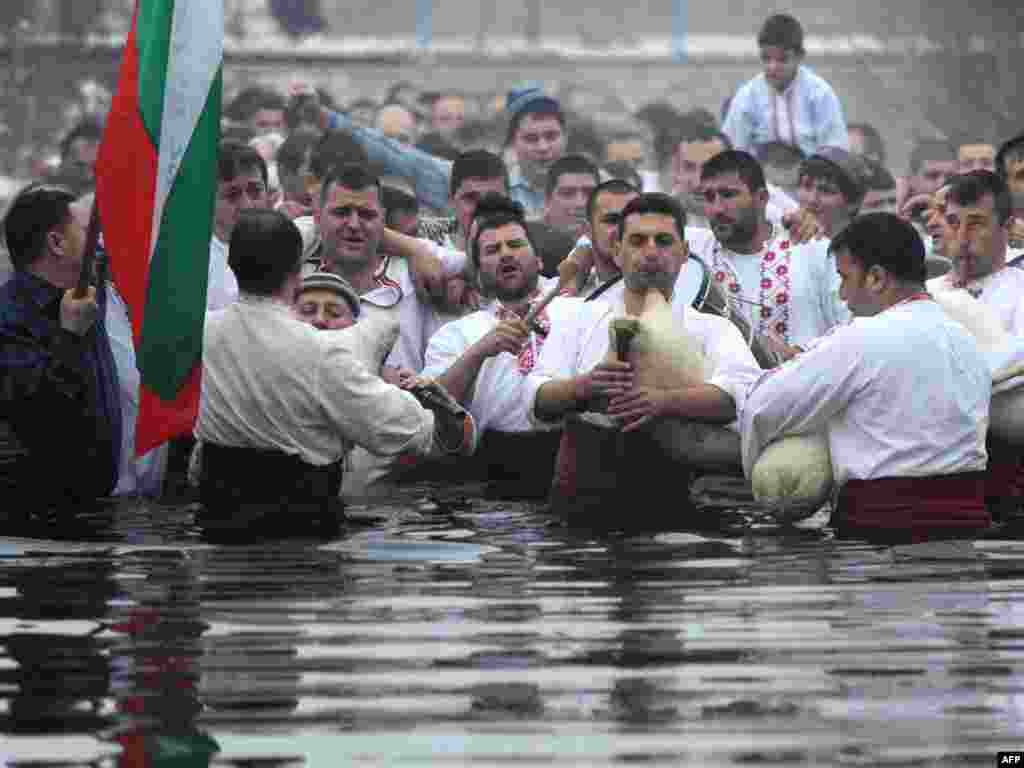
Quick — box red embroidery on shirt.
[711,233,794,344]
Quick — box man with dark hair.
[671,123,799,229]
[207,140,271,310]
[671,122,733,224]
[312,163,449,373]
[796,146,870,238]
[380,150,511,307]
[689,150,848,355]
[996,133,1024,250]
[512,154,601,276]
[195,208,467,531]
[847,122,886,167]
[723,13,848,156]
[504,86,567,216]
[569,178,640,298]
[227,85,287,137]
[859,159,899,216]
[741,213,991,541]
[56,116,104,187]
[0,185,121,517]
[421,195,579,498]
[928,171,1024,519]
[275,128,322,219]
[528,193,760,516]
[380,176,420,236]
[928,171,1019,324]
[907,139,958,198]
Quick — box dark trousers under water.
[549,417,694,528]
[199,443,345,534]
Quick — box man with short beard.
[421,197,582,498]
[687,150,848,354]
[669,123,798,229]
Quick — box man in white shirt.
[196,209,469,533]
[692,150,849,355]
[722,14,848,157]
[741,213,991,541]
[527,193,761,521]
[313,163,444,374]
[206,141,270,310]
[929,171,1024,333]
[927,171,1024,518]
[423,197,581,498]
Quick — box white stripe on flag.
[148,0,224,264]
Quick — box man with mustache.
[686,150,849,357]
[926,171,1024,522]
[527,193,761,519]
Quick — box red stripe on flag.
[95,4,158,345]
[136,363,201,455]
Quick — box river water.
[3,483,1024,766]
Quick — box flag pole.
[74,200,102,299]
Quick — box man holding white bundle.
[741,213,991,542]
[527,193,761,520]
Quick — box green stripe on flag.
[137,68,222,400]
[135,0,174,144]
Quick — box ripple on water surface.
[1,487,1024,765]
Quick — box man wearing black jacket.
[0,185,121,518]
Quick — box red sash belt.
[835,472,990,537]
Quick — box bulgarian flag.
[95,1,223,455]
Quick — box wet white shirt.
[525,293,762,429]
[740,298,990,485]
[196,295,435,465]
[422,296,584,451]
[684,226,849,347]
[105,283,168,497]
[206,236,238,311]
[928,265,1024,336]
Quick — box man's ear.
[47,229,64,258]
[612,238,624,270]
[756,187,771,208]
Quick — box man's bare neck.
[623,285,671,317]
[327,259,381,295]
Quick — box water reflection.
[107,548,219,766]
[1,490,1024,764]
[0,558,115,736]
